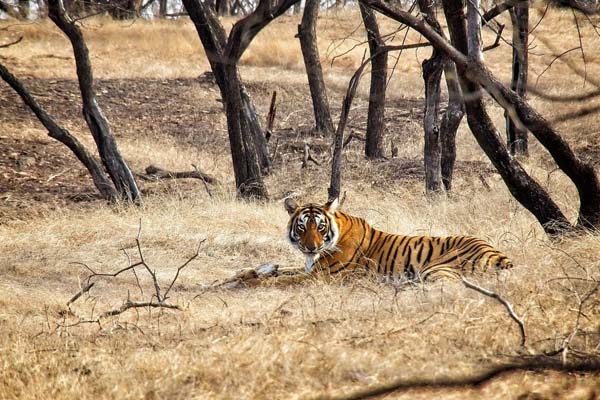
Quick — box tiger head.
[284,197,340,272]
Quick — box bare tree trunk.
[506,1,529,156]
[0,63,118,201]
[241,86,272,175]
[440,61,464,191]
[422,52,444,193]
[360,3,387,159]
[418,0,445,193]
[159,0,168,16]
[215,0,230,15]
[18,0,30,19]
[298,0,334,135]
[329,64,367,201]
[467,0,483,62]
[49,0,141,203]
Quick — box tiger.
[283,197,512,281]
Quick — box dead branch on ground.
[342,131,366,148]
[302,143,321,168]
[0,36,22,48]
[142,164,218,184]
[319,359,600,400]
[461,276,526,347]
[66,223,205,325]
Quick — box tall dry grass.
[1,6,600,399]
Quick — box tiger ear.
[284,198,299,215]
[325,197,339,213]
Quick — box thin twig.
[0,36,23,48]
[461,276,526,347]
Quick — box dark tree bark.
[0,63,118,201]
[440,61,464,191]
[215,0,230,15]
[0,1,20,18]
[360,3,387,159]
[48,0,141,203]
[18,0,30,19]
[418,0,445,193]
[359,0,600,235]
[109,0,139,19]
[506,1,529,156]
[298,0,334,135]
[183,0,297,199]
[422,53,444,193]
[329,63,367,202]
[159,0,168,16]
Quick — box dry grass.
[1,6,600,400]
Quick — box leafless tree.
[360,3,387,159]
[182,0,298,199]
[298,0,335,136]
[506,0,529,156]
[359,0,600,236]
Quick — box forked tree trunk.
[48,0,141,203]
[183,0,298,199]
[506,1,529,156]
[159,0,168,16]
[440,61,464,191]
[298,0,334,135]
[360,3,387,159]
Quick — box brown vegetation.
[1,7,600,399]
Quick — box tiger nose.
[305,243,318,251]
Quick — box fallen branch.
[482,23,505,52]
[319,359,600,400]
[461,276,526,347]
[342,131,366,148]
[66,222,204,325]
[142,164,217,184]
[0,36,23,48]
[302,143,321,168]
[192,164,214,198]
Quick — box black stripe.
[370,232,390,259]
[389,236,404,275]
[403,246,413,274]
[421,241,433,265]
[348,220,368,265]
[384,235,401,275]
[374,235,393,273]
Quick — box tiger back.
[285,198,512,281]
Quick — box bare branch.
[0,35,23,48]
[143,164,218,184]
[301,144,321,168]
[320,359,600,400]
[328,50,368,202]
[461,276,526,347]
